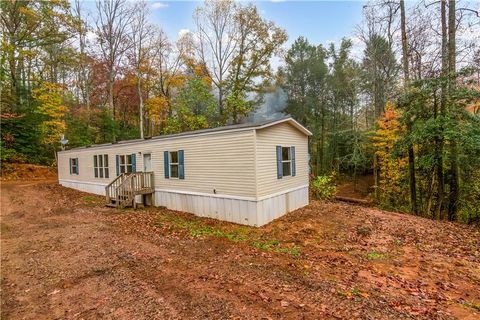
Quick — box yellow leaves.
[165,74,186,88]
[372,101,408,206]
[145,96,169,125]
[32,82,67,145]
[372,102,403,157]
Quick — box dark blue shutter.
[276,146,282,179]
[178,150,185,179]
[116,155,120,176]
[131,154,136,172]
[164,151,169,179]
[291,146,296,176]
[69,158,72,174]
[76,158,79,175]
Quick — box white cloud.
[178,28,190,38]
[151,2,168,10]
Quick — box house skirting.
[59,179,108,196]
[58,179,309,227]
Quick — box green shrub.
[311,175,336,200]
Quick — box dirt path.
[1,181,479,319]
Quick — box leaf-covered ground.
[1,180,479,319]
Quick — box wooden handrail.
[105,172,154,208]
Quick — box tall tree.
[194,0,238,115]
[226,4,287,123]
[94,0,132,140]
[72,0,92,111]
[399,0,418,214]
[447,0,458,220]
[282,37,329,174]
[361,34,397,122]
[0,0,75,110]
[130,0,153,139]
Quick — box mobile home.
[57,116,312,226]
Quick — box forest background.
[1,0,479,223]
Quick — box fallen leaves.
[2,181,480,320]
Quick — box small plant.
[462,301,480,312]
[367,251,386,260]
[311,175,336,200]
[251,239,301,257]
[350,288,361,296]
[392,239,403,246]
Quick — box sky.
[148,1,366,46]
[82,0,367,59]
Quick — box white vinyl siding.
[58,120,309,200]
[255,122,308,197]
[58,130,257,198]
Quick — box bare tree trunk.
[95,0,133,143]
[435,0,448,219]
[447,0,458,221]
[74,0,90,111]
[108,75,116,142]
[137,76,144,139]
[319,108,325,175]
[400,0,417,214]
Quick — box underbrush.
[311,175,336,200]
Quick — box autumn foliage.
[372,103,409,210]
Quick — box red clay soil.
[1,180,479,319]
[0,163,57,181]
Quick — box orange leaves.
[145,96,169,125]
[372,101,409,207]
[372,102,403,155]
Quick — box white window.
[70,158,79,175]
[281,147,292,177]
[119,154,134,174]
[169,151,179,178]
[94,154,109,178]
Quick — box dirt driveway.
[1,180,479,319]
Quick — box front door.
[143,153,152,172]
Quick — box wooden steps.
[105,172,154,208]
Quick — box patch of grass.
[350,288,362,296]
[392,239,403,246]
[366,251,387,260]
[155,213,300,257]
[463,301,480,312]
[252,239,300,257]
[82,195,100,204]
[156,214,248,241]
